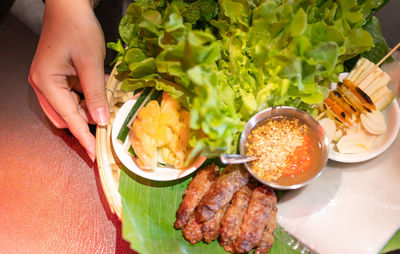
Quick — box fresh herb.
[133,87,145,96]
[128,145,137,157]
[117,87,153,142]
[109,0,390,158]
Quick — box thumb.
[74,57,110,127]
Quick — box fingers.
[31,82,96,127]
[30,73,97,161]
[30,84,68,129]
[28,1,104,162]
[71,91,96,125]
[73,41,109,127]
[49,80,97,160]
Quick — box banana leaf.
[380,230,400,254]
[119,164,310,254]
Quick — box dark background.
[375,0,400,48]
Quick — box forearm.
[44,0,93,11]
[29,0,107,161]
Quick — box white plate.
[111,99,205,181]
[278,129,400,254]
[328,99,400,163]
[327,72,400,163]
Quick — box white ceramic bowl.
[111,99,206,181]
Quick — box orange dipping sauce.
[245,115,322,186]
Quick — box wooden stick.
[377,42,400,66]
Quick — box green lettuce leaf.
[109,0,383,158]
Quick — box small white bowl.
[111,99,206,181]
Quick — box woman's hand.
[29,0,109,161]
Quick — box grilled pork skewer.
[202,205,229,243]
[254,200,277,254]
[182,216,203,244]
[174,164,219,229]
[234,186,277,253]
[195,165,249,223]
[220,182,256,252]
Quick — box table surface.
[0,14,134,254]
[1,1,400,253]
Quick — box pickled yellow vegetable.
[131,101,160,170]
[131,93,191,170]
[158,93,191,169]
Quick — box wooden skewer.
[377,42,400,66]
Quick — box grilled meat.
[254,204,277,254]
[176,164,277,253]
[195,165,249,223]
[220,182,255,253]
[234,186,277,253]
[202,205,229,243]
[182,216,203,244]
[174,164,219,229]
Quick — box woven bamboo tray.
[96,66,131,220]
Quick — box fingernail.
[88,152,95,162]
[86,146,96,162]
[93,107,109,126]
[86,138,96,162]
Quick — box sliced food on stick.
[328,90,358,117]
[318,44,399,154]
[337,79,376,112]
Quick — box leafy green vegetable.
[175,0,219,25]
[361,16,393,64]
[108,0,388,157]
[358,0,390,20]
[127,145,137,157]
[344,14,392,71]
[117,87,153,142]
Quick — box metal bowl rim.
[239,106,330,190]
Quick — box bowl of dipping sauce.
[239,107,329,190]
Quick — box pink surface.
[0,14,133,253]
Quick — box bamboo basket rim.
[96,65,123,220]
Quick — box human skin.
[29,0,109,161]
